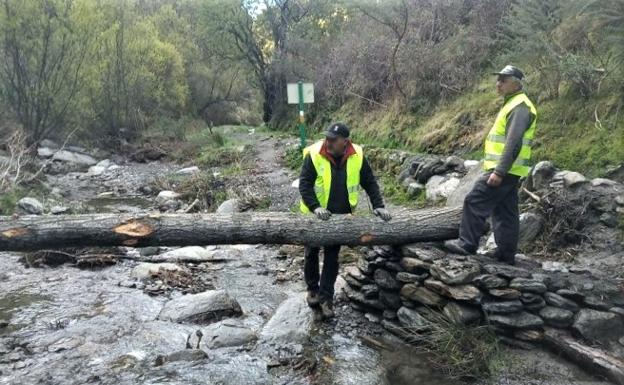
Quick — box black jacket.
[299,150,384,214]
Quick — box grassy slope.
[311,81,623,178]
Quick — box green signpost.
[287,81,314,149]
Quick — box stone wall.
[342,243,624,377]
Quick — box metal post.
[297,80,306,148]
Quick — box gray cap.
[492,65,524,80]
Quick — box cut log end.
[113,219,154,238]
[2,227,28,238]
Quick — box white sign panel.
[287,83,314,104]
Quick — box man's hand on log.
[373,208,392,222]
[314,207,332,220]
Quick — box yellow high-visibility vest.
[483,92,537,177]
[299,141,364,213]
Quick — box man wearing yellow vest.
[299,122,391,319]
[445,65,537,265]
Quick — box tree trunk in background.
[0,208,462,252]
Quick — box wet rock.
[488,288,521,300]
[155,246,218,262]
[544,292,580,312]
[17,197,43,215]
[343,285,384,311]
[572,309,624,344]
[610,307,624,318]
[158,290,242,324]
[131,263,187,280]
[260,295,313,344]
[509,278,547,293]
[443,302,481,325]
[400,284,445,307]
[201,320,257,348]
[397,307,431,332]
[556,289,585,303]
[530,161,556,190]
[473,274,508,290]
[430,258,481,285]
[155,349,208,366]
[518,213,543,247]
[483,264,531,279]
[0,319,8,329]
[400,257,431,273]
[424,279,482,303]
[50,205,69,215]
[345,265,370,283]
[481,299,524,314]
[379,290,402,310]
[216,199,241,214]
[487,312,544,330]
[37,147,56,158]
[47,336,83,352]
[539,306,574,328]
[374,269,401,291]
[396,271,428,283]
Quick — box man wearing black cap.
[299,122,390,319]
[445,65,537,265]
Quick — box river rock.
[51,149,97,166]
[555,170,587,188]
[426,175,460,201]
[443,302,481,325]
[17,197,43,215]
[374,269,401,290]
[481,299,524,314]
[543,292,580,312]
[583,295,612,311]
[572,309,624,344]
[514,329,544,342]
[424,279,482,303]
[400,257,431,273]
[201,319,257,348]
[155,246,218,262]
[379,290,402,310]
[520,293,546,311]
[539,306,574,328]
[344,274,363,289]
[216,199,241,214]
[397,307,431,332]
[400,284,445,307]
[430,258,481,285]
[483,264,531,279]
[487,312,544,329]
[360,284,379,299]
[131,262,187,280]
[488,288,521,300]
[260,295,313,344]
[518,213,543,247]
[176,166,200,175]
[155,349,208,366]
[400,244,445,262]
[473,274,508,290]
[345,265,370,283]
[343,284,384,311]
[556,289,585,303]
[158,290,242,324]
[396,271,428,283]
[156,190,181,205]
[509,278,547,293]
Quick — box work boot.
[444,239,475,256]
[306,290,320,307]
[320,301,335,320]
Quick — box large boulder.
[158,290,242,324]
[425,175,461,202]
[572,309,624,344]
[446,162,484,207]
[200,319,257,349]
[518,212,544,248]
[216,199,241,214]
[131,262,187,280]
[259,295,313,344]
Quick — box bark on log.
[543,328,624,385]
[0,207,461,251]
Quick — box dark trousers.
[304,245,341,301]
[459,172,520,262]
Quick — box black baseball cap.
[492,65,524,80]
[325,122,350,139]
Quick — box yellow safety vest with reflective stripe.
[483,92,537,177]
[299,141,364,213]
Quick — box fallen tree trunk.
[0,207,461,251]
